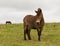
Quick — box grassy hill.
[0,23,60,46]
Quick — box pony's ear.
[35,10,38,13]
[39,9,41,12]
[38,8,42,12]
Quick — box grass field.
[0,23,60,46]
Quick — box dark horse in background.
[6,21,12,24]
[23,8,44,41]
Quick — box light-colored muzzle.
[36,19,40,25]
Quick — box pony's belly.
[32,27,36,29]
[32,25,37,29]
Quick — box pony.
[6,21,12,24]
[23,8,44,41]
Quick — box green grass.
[0,23,60,46]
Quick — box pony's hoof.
[38,39,40,41]
[24,39,27,40]
[29,39,31,40]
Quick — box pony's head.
[35,8,43,25]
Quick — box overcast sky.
[0,0,60,24]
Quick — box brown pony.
[23,8,44,41]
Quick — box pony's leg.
[37,27,43,41]
[37,29,40,41]
[28,31,31,40]
[24,27,27,40]
[27,29,31,40]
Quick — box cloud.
[0,0,39,10]
[0,0,60,23]
[0,0,60,11]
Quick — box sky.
[0,0,60,24]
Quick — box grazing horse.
[6,21,12,24]
[23,8,44,41]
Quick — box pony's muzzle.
[36,20,40,24]
[37,22,40,25]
